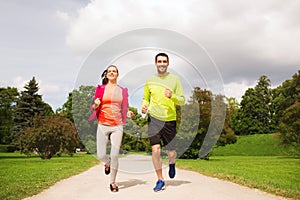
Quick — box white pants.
[96,124,123,183]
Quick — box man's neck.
[157,72,169,77]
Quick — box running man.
[142,52,185,192]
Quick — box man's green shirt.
[142,73,185,121]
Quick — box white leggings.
[96,124,123,183]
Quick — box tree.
[233,75,273,135]
[216,97,238,146]
[279,102,300,151]
[273,71,300,148]
[57,92,73,122]
[123,107,149,152]
[0,87,19,144]
[273,71,300,127]
[17,114,80,159]
[178,87,211,159]
[12,77,53,141]
[71,85,97,153]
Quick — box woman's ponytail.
[101,69,108,84]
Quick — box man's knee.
[152,144,161,153]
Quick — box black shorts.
[148,115,177,150]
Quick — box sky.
[1,0,299,111]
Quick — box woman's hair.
[101,65,119,84]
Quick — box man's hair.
[155,52,169,63]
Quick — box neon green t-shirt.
[142,73,185,121]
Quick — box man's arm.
[170,77,185,105]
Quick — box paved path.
[23,154,286,200]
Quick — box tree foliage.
[12,77,54,141]
[233,75,274,135]
[17,115,80,159]
[58,92,73,122]
[123,107,149,152]
[71,85,97,153]
[178,87,230,159]
[279,102,300,149]
[0,87,19,144]
[274,71,300,148]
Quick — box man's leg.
[167,150,177,179]
[151,144,163,180]
[166,150,176,164]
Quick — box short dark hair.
[155,53,169,63]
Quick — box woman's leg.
[109,125,123,183]
[96,124,110,165]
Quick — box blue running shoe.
[153,180,165,192]
[169,163,176,178]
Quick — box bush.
[6,145,16,152]
[16,115,80,159]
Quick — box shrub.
[16,115,80,159]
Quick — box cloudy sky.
[1,0,299,110]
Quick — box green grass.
[174,134,300,199]
[0,152,99,200]
[211,134,299,156]
[1,134,299,199]
[176,156,300,199]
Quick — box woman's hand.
[94,98,101,109]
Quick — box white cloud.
[1,0,299,111]
[224,81,256,102]
[56,10,71,24]
[65,0,300,85]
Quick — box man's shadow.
[165,180,191,186]
[118,179,191,189]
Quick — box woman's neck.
[107,81,117,85]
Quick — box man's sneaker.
[169,163,176,179]
[153,180,165,192]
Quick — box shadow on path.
[165,180,191,187]
[118,179,147,189]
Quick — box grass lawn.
[211,134,299,156]
[0,152,99,200]
[175,134,300,200]
[1,134,299,199]
[176,156,300,199]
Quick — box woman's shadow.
[118,179,147,189]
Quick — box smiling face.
[155,55,169,76]
[106,66,119,82]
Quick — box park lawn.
[211,134,299,156]
[176,156,300,200]
[0,152,99,200]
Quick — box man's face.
[155,56,169,75]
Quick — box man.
[142,52,185,192]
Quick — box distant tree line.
[0,71,299,159]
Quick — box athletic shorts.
[148,115,177,150]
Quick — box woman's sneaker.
[153,180,165,192]
[169,163,176,178]
[104,164,110,175]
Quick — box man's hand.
[127,111,134,118]
[141,105,148,114]
[165,88,172,98]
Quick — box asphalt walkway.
[23,154,286,200]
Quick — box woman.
[90,65,133,192]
